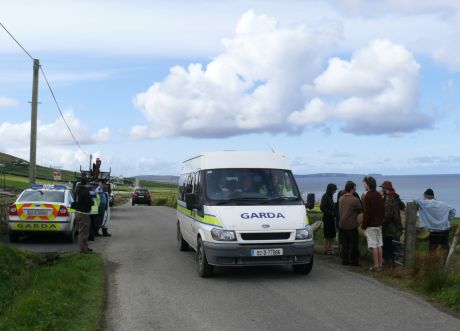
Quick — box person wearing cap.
[416,189,456,259]
[320,183,338,255]
[362,176,385,272]
[380,181,405,265]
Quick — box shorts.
[429,230,450,251]
[365,226,383,248]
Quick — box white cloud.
[132,10,341,138]
[289,39,432,135]
[0,96,19,108]
[0,110,110,146]
[133,13,430,138]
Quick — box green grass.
[0,245,105,331]
[139,180,178,208]
[0,152,76,182]
[2,173,68,191]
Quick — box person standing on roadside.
[380,181,405,266]
[339,181,362,266]
[74,178,94,253]
[416,189,456,260]
[362,176,385,271]
[96,181,111,237]
[320,183,337,255]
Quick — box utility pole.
[29,59,40,185]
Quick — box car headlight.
[211,228,237,241]
[296,226,313,240]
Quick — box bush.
[413,252,451,293]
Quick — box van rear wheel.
[177,222,189,251]
[293,257,313,275]
[197,238,213,278]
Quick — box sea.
[295,174,460,216]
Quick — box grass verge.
[0,245,105,331]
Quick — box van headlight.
[296,226,313,240]
[211,228,237,241]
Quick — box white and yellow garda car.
[7,184,77,243]
[176,151,314,277]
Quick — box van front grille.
[240,232,291,240]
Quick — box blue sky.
[1,0,460,176]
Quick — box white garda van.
[176,151,314,277]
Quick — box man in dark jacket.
[362,176,385,271]
[74,178,94,253]
[381,181,405,265]
[320,183,337,254]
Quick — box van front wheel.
[197,238,213,278]
[293,257,313,275]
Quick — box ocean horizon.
[295,174,460,216]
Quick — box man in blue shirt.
[416,188,456,258]
[95,181,111,237]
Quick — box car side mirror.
[185,193,195,210]
[303,193,315,210]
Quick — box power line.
[0,21,34,61]
[0,21,88,156]
[39,66,88,156]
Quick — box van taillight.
[9,205,18,216]
[58,206,69,216]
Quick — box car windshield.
[136,190,148,194]
[18,190,65,203]
[204,169,301,205]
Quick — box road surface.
[96,204,460,331]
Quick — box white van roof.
[182,151,291,173]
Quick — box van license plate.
[251,248,283,257]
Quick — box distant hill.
[135,175,179,183]
[0,152,76,181]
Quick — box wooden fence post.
[445,225,460,268]
[404,202,418,274]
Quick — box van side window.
[194,171,203,205]
[178,174,186,201]
[185,173,195,195]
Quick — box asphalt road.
[97,204,460,331]
[2,204,459,330]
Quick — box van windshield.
[204,169,302,205]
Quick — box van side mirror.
[304,193,315,210]
[185,193,195,210]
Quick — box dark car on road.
[132,188,152,206]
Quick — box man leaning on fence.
[416,188,456,260]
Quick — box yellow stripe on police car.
[11,223,62,231]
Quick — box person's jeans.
[340,228,359,265]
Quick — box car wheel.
[197,237,213,277]
[292,257,314,275]
[147,201,151,206]
[177,222,189,251]
[132,201,135,206]
[64,225,76,243]
[9,231,20,243]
